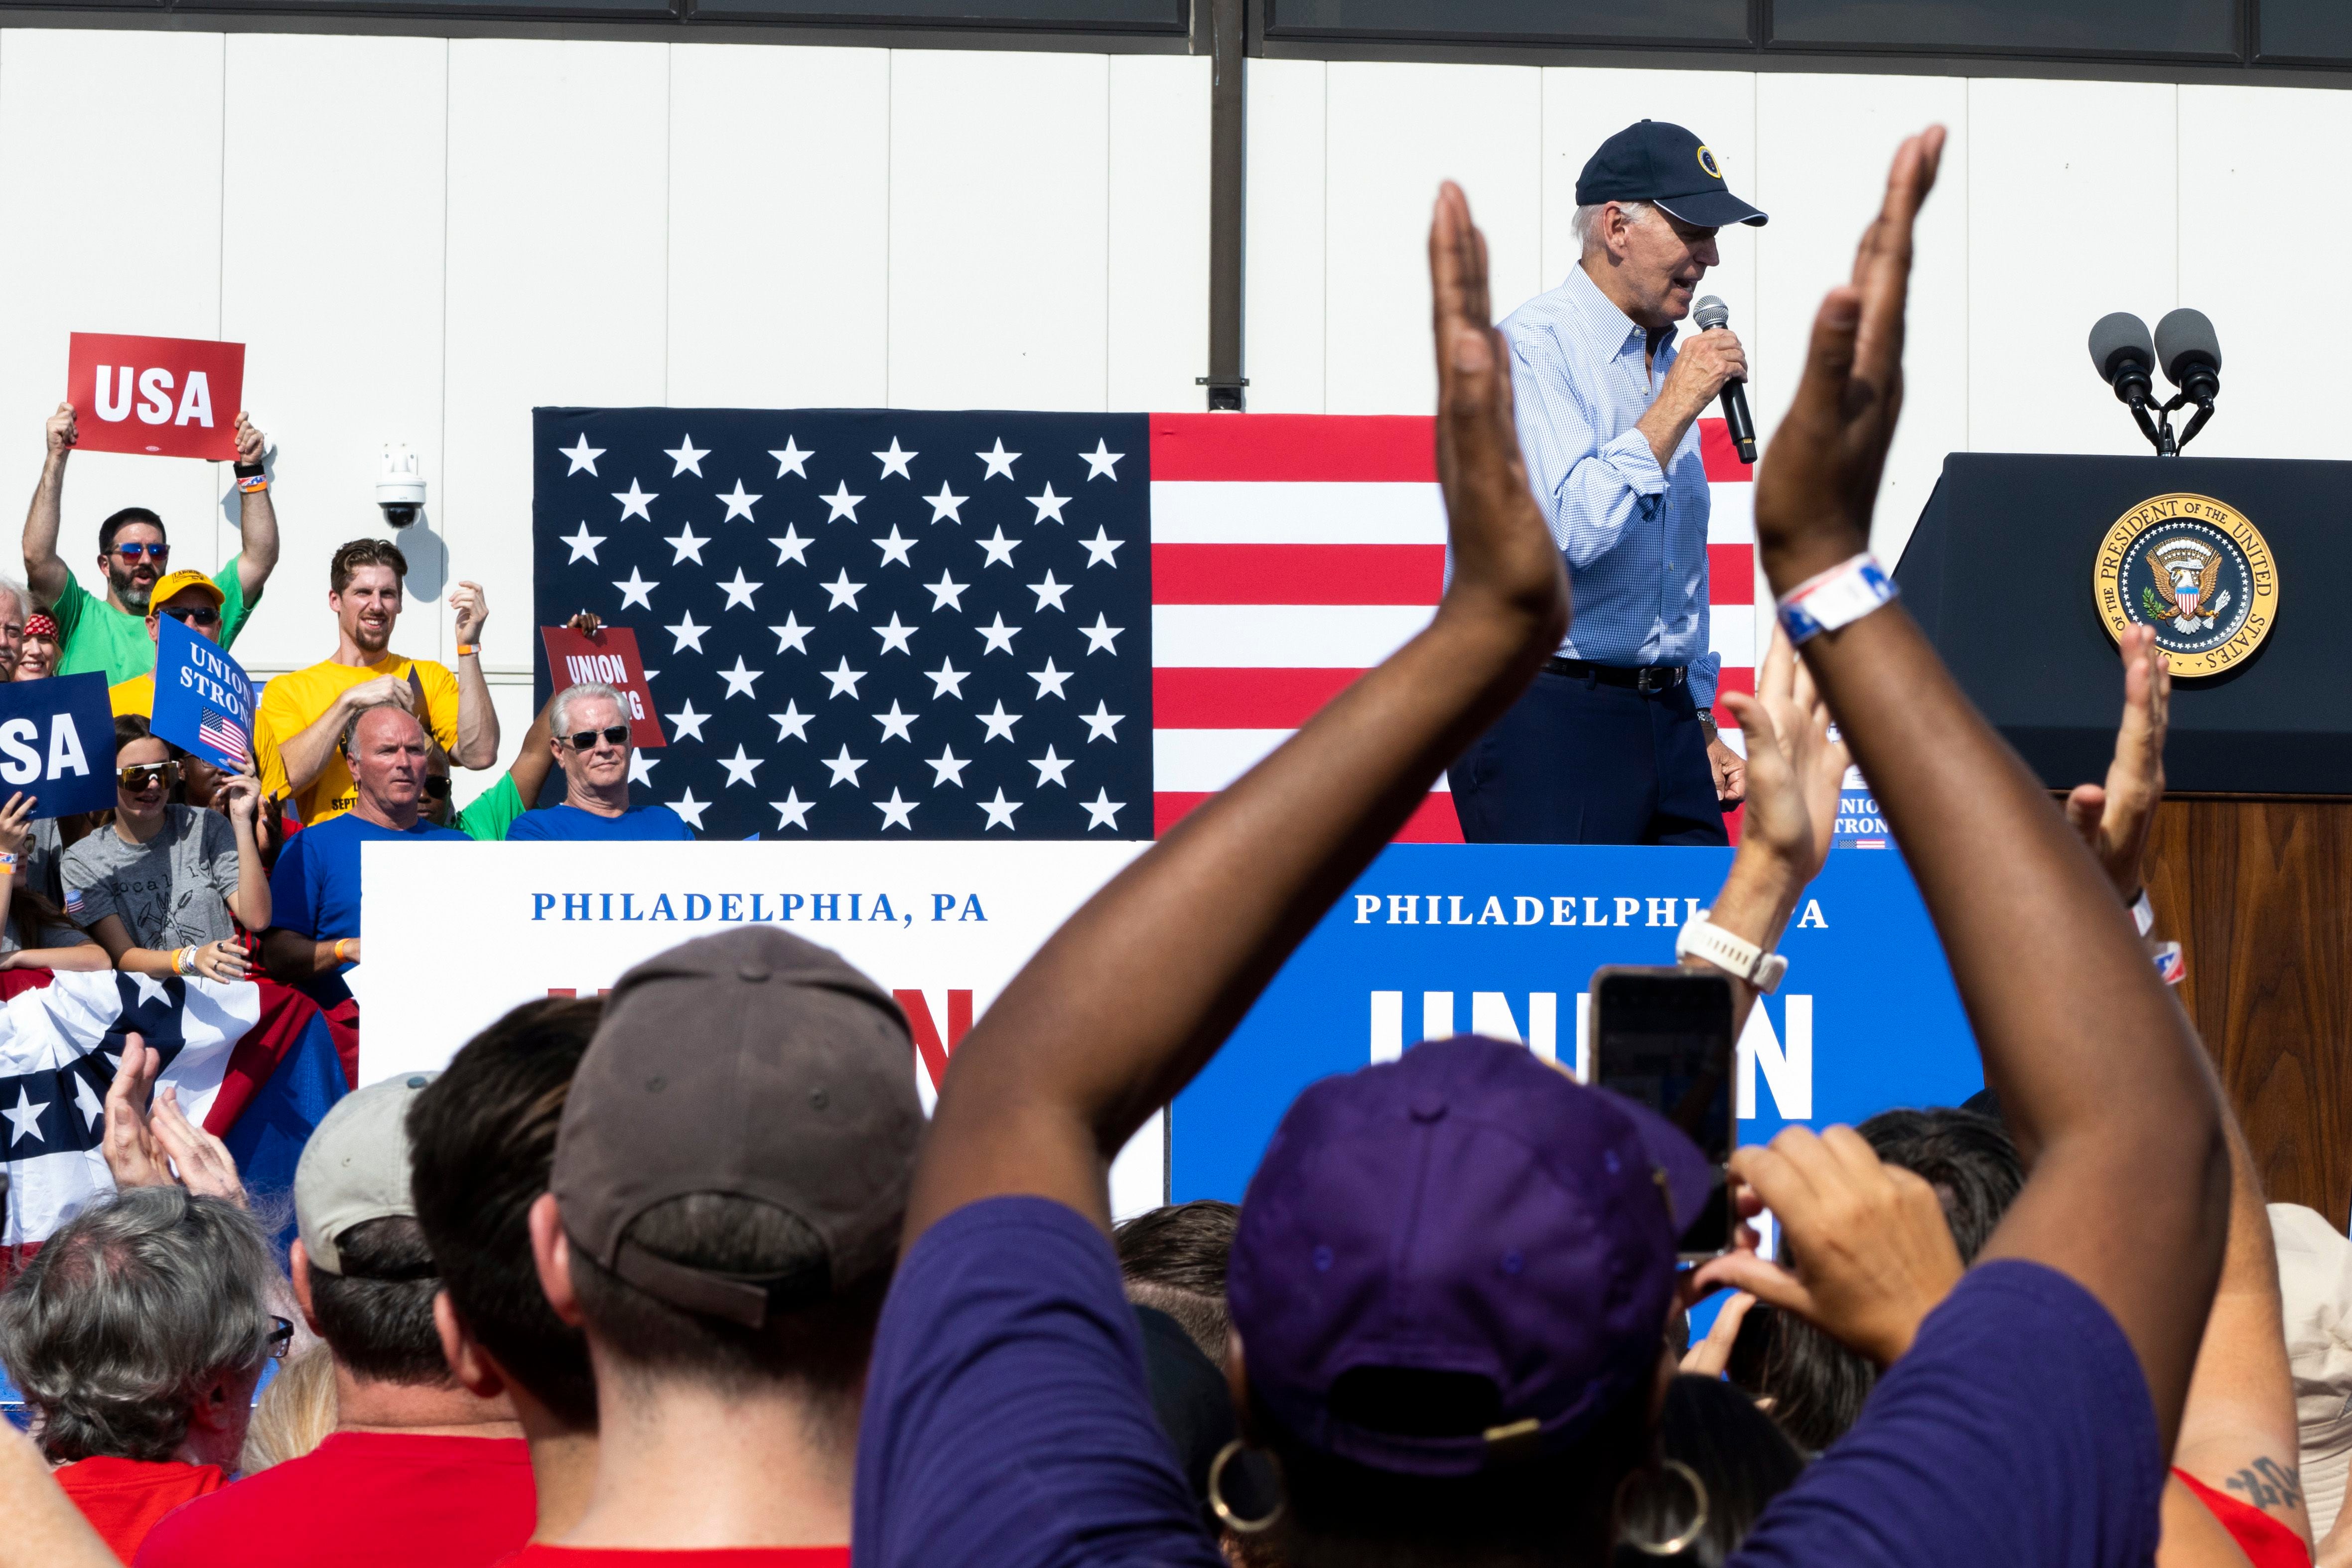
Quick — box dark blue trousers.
[1448,667,1729,846]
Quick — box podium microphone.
[1691,295,1756,464]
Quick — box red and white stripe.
[1149,414,1756,841]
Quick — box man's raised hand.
[100,1034,171,1191]
[1752,128,1945,591]
[1725,626,1850,892]
[1428,182,1569,651]
[44,404,75,461]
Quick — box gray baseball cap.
[295,1072,437,1276]
[550,927,922,1329]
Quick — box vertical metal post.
[1200,0,1248,411]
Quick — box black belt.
[1545,658,1686,694]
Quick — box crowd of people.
[0,405,701,1045]
[0,123,2344,1568]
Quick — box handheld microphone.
[1691,296,1755,465]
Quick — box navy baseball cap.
[1226,1036,1709,1477]
[1577,120,1767,229]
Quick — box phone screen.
[1591,968,1735,1257]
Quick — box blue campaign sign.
[1171,845,1984,1202]
[149,612,255,771]
[0,672,116,818]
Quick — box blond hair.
[237,1344,337,1474]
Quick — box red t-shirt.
[501,1546,851,1565]
[53,1456,227,1564]
[2176,1469,2313,1568]
[134,1432,535,1568]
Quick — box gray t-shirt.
[60,806,242,951]
[3,818,93,956]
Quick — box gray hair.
[0,576,32,626]
[0,1186,276,1461]
[1572,199,1654,252]
[552,682,628,740]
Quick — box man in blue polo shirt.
[507,683,692,843]
[261,704,467,1018]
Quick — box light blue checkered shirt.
[1482,264,1718,708]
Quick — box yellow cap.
[147,570,225,611]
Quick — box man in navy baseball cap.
[1576,119,1768,229]
[1446,118,1767,851]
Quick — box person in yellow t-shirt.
[253,538,498,826]
[106,570,235,719]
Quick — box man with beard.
[254,538,498,826]
[21,402,279,684]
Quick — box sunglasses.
[118,762,180,791]
[111,543,169,562]
[423,775,452,801]
[162,605,220,627]
[564,725,631,752]
[266,1315,294,1360]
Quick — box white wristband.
[1777,552,1898,645]
[1675,916,1789,994]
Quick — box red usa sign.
[65,333,245,460]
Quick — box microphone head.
[1692,295,1730,331]
[2088,312,2155,385]
[2154,307,2222,384]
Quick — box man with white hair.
[0,574,32,681]
[506,682,692,842]
[1447,118,1765,847]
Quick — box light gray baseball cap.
[295,1072,438,1276]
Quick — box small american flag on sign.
[198,709,249,764]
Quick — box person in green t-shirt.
[22,402,281,685]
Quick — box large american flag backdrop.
[532,409,1756,842]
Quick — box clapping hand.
[100,1033,248,1207]
[1725,627,1851,893]
[1752,128,1945,592]
[1429,182,1570,649]
[1692,1125,1961,1367]
[2064,623,2170,902]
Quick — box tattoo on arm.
[2223,1456,2304,1511]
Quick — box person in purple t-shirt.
[506,683,692,844]
[851,132,2232,1568]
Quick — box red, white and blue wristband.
[1776,552,1899,645]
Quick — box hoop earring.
[1208,1439,1286,1535]
[1617,1457,1710,1558]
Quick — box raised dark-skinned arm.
[905,183,1570,1245]
[1748,126,2226,1455]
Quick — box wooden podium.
[1903,455,2352,1225]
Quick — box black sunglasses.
[163,605,220,627]
[564,725,630,752]
[118,762,180,791]
[266,1315,294,1360]
[422,775,452,801]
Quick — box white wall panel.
[2178,87,2352,463]
[1538,67,1759,341]
[220,33,448,675]
[1967,79,2177,460]
[0,29,225,603]
[1754,76,1968,564]
[888,50,1109,411]
[1242,58,1326,414]
[1324,63,1541,415]
[1107,55,1211,413]
[443,38,671,679]
[667,44,890,411]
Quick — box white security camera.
[377,443,425,528]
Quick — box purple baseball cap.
[1227,1036,1710,1476]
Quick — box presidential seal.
[2092,492,2278,678]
